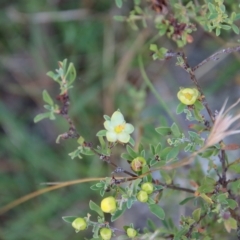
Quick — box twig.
[193,46,240,72]
[56,92,80,140]
[185,210,208,238]
[162,183,195,194]
[219,150,227,187]
[226,177,240,184]
[6,7,90,24]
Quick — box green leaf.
[232,24,239,34]
[216,193,228,204]
[176,102,186,114]
[228,164,240,173]
[126,197,135,209]
[129,137,135,146]
[96,130,107,137]
[231,12,236,21]
[179,197,195,205]
[155,127,171,136]
[77,136,85,145]
[93,224,100,238]
[194,100,204,111]
[65,63,76,86]
[208,3,215,13]
[224,217,237,231]
[155,143,162,154]
[200,193,213,204]
[46,71,60,82]
[235,13,240,20]
[90,184,100,191]
[159,147,172,160]
[221,24,231,30]
[198,177,215,193]
[147,218,157,231]
[111,203,127,221]
[173,227,189,239]
[227,199,238,210]
[200,147,219,158]
[138,143,144,153]
[113,15,126,22]
[98,136,106,150]
[192,208,201,221]
[216,27,221,36]
[149,144,155,155]
[166,147,179,161]
[82,147,95,155]
[171,123,181,137]
[61,59,68,73]
[149,204,165,220]
[121,152,132,161]
[115,0,122,8]
[42,90,54,105]
[103,115,111,121]
[208,13,218,20]
[140,150,145,158]
[126,145,138,158]
[34,112,51,123]
[149,44,158,52]
[147,197,155,205]
[160,170,172,184]
[89,200,104,217]
[49,112,55,120]
[62,216,78,224]
[134,6,143,14]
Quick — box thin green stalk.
[138,55,177,123]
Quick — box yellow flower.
[104,111,134,143]
[127,228,137,237]
[141,182,154,194]
[177,88,199,105]
[100,196,117,213]
[100,228,112,240]
[72,218,87,232]
[137,190,148,202]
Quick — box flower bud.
[127,227,137,237]
[72,218,87,232]
[100,227,112,240]
[101,196,117,213]
[131,157,146,172]
[141,182,154,194]
[137,190,148,202]
[177,88,199,105]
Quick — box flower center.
[114,124,125,133]
[183,92,193,100]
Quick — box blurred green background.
[0,1,240,239]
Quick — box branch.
[6,7,90,24]
[185,210,208,238]
[193,46,240,72]
[161,182,195,194]
[219,150,227,187]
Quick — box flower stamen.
[114,124,125,133]
[183,92,193,100]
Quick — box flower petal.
[104,120,114,131]
[106,131,117,142]
[117,132,130,143]
[111,111,124,125]
[124,123,134,134]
